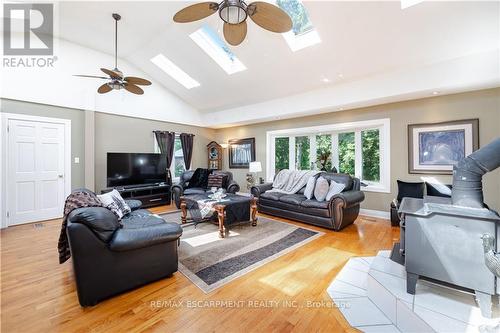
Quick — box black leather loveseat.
[251,173,365,231]
[66,196,183,306]
[172,170,240,209]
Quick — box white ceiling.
[55,1,499,123]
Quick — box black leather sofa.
[172,170,240,209]
[251,173,365,231]
[66,194,183,306]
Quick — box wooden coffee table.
[180,194,258,238]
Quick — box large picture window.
[266,119,390,192]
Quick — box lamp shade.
[249,161,262,173]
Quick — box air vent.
[33,223,45,229]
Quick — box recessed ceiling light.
[338,73,344,79]
[150,54,200,89]
[322,78,330,83]
[432,91,440,95]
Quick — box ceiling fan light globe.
[219,0,247,24]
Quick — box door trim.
[1,113,71,228]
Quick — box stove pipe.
[451,137,500,208]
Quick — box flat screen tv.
[107,152,167,187]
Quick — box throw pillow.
[97,189,131,220]
[304,176,317,200]
[396,180,425,202]
[326,180,346,201]
[425,182,452,198]
[207,173,224,189]
[314,177,329,202]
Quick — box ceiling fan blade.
[101,68,123,79]
[248,1,292,33]
[124,77,152,86]
[73,74,109,79]
[173,2,219,23]
[223,21,247,46]
[98,83,112,94]
[124,83,144,95]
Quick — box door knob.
[58,174,64,178]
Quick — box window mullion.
[354,131,362,179]
[309,135,317,170]
[289,136,296,171]
[331,133,339,172]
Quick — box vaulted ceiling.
[50,1,500,126]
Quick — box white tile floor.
[327,251,500,333]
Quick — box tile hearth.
[327,251,500,332]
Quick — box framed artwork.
[228,138,256,169]
[408,119,479,174]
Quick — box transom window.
[267,119,390,192]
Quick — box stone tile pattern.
[327,251,500,333]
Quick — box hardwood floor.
[1,205,399,333]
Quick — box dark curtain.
[180,133,195,170]
[154,131,175,184]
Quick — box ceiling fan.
[74,13,152,95]
[173,1,293,46]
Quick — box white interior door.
[7,119,66,225]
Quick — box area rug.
[160,211,324,293]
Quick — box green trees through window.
[362,129,380,182]
[338,132,355,175]
[275,137,289,174]
[295,136,310,170]
[316,134,332,171]
[174,137,185,177]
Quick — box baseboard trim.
[359,208,390,220]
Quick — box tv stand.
[101,184,171,208]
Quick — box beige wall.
[1,98,86,189]
[94,112,215,192]
[214,88,500,212]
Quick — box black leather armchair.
[251,173,365,231]
[172,170,240,208]
[66,201,182,306]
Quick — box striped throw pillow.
[207,174,224,188]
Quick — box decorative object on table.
[161,211,322,293]
[153,131,175,185]
[74,14,151,95]
[179,193,258,238]
[408,119,479,174]
[173,1,292,46]
[228,137,256,169]
[172,170,240,208]
[246,161,262,190]
[206,141,223,170]
[179,133,195,170]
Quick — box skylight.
[189,25,246,75]
[150,54,200,89]
[276,0,321,52]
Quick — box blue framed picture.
[408,119,479,174]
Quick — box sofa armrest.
[125,199,142,211]
[250,183,273,198]
[109,222,182,252]
[227,180,240,194]
[330,190,365,208]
